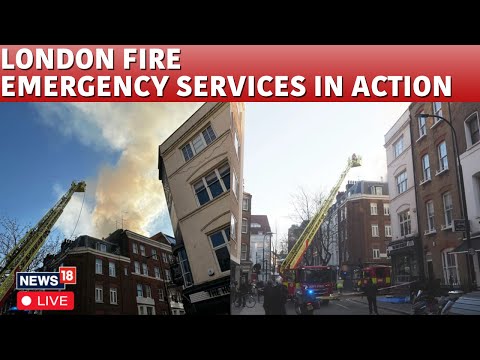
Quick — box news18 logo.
[16,267,76,311]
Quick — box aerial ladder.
[0,181,86,310]
[280,155,361,276]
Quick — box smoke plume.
[36,102,203,237]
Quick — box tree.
[0,215,62,272]
[289,186,337,266]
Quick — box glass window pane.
[210,231,226,248]
[192,134,206,153]
[202,125,216,144]
[215,247,230,272]
[206,172,224,198]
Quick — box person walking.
[263,280,274,315]
[337,277,344,294]
[364,278,379,315]
[238,280,249,307]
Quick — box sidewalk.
[231,299,265,315]
[347,296,413,315]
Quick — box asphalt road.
[285,298,402,315]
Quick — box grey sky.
[244,102,410,249]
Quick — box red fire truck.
[283,266,337,305]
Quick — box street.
[232,294,412,315]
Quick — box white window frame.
[181,124,217,162]
[426,200,435,232]
[154,266,162,280]
[95,259,103,275]
[193,163,230,206]
[134,261,140,274]
[437,141,449,172]
[433,102,443,120]
[109,288,118,305]
[370,203,378,215]
[231,214,237,240]
[372,248,380,259]
[132,243,138,254]
[465,112,480,147]
[234,131,240,158]
[165,269,171,282]
[393,136,404,158]
[418,112,427,138]
[242,197,249,211]
[396,171,408,195]
[140,245,146,257]
[242,218,248,234]
[443,192,453,228]
[209,226,231,273]
[151,249,158,260]
[96,243,107,252]
[383,203,390,216]
[421,154,431,181]
[159,288,165,301]
[109,261,116,277]
[241,243,247,261]
[162,252,168,264]
[232,169,239,199]
[95,286,103,303]
[145,284,152,298]
[385,225,392,237]
[399,210,411,237]
[442,249,460,286]
[371,224,379,237]
[136,283,144,297]
[142,263,149,276]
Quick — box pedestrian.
[337,277,344,294]
[364,278,379,315]
[238,280,249,307]
[231,280,238,305]
[263,280,273,315]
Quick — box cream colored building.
[159,102,244,314]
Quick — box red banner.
[0,45,478,101]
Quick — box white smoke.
[35,102,203,238]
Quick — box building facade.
[384,108,423,284]
[158,102,245,314]
[42,230,182,315]
[240,192,253,283]
[249,215,272,282]
[336,181,391,274]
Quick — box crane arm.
[280,155,361,276]
[0,181,86,307]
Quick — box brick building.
[240,192,253,283]
[42,230,183,315]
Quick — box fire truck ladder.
[280,155,361,275]
[0,181,86,308]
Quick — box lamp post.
[263,231,274,282]
[418,112,475,290]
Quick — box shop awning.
[451,235,480,254]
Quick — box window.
[241,243,247,261]
[383,203,390,215]
[159,288,165,301]
[165,269,171,282]
[138,305,155,315]
[442,249,459,285]
[422,154,431,181]
[232,170,239,199]
[109,261,116,277]
[371,186,383,195]
[95,259,103,274]
[399,211,411,237]
[242,218,248,233]
[370,203,378,215]
[466,112,480,146]
[96,243,107,252]
[242,197,249,211]
[151,249,158,260]
[110,288,118,304]
[373,249,380,259]
[142,263,148,276]
[443,192,453,227]
[181,124,217,162]
[396,171,407,194]
[194,163,230,206]
[433,102,443,119]
[140,245,146,256]
[230,214,237,240]
[385,225,392,237]
[95,286,103,303]
[178,248,193,287]
[437,141,448,172]
[145,285,152,298]
[134,261,140,274]
[209,227,231,272]
[371,224,379,237]
[124,267,128,276]
[136,284,144,297]
[162,253,168,264]
[426,201,435,231]
[234,131,240,158]
[133,243,138,254]
[154,267,162,279]
[418,112,427,137]
[393,136,404,158]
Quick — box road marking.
[333,301,351,310]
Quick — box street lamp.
[263,231,275,282]
[418,112,475,290]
